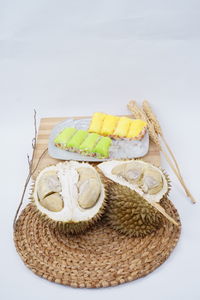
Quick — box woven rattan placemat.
[14,197,181,288]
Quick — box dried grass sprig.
[13,111,48,229]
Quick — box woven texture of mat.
[14,198,181,288]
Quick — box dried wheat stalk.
[142,100,162,135]
[128,100,196,203]
[128,101,160,147]
[142,100,196,203]
[127,101,179,225]
[142,100,181,175]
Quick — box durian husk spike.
[151,202,178,226]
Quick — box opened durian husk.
[98,160,178,227]
[30,161,108,234]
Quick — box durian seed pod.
[98,160,171,237]
[32,161,107,234]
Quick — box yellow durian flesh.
[111,163,127,177]
[77,167,101,209]
[37,170,61,200]
[37,170,63,212]
[77,167,99,186]
[112,162,144,185]
[77,179,101,209]
[141,167,163,195]
[40,192,64,212]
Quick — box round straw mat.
[14,198,181,288]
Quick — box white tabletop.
[1,1,200,299]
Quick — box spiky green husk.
[106,182,163,237]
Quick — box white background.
[1,0,200,299]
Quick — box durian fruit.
[98,160,172,237]
[32,161,106,234]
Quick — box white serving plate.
[48,118,149,162]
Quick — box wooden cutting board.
[32,116,160,180]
